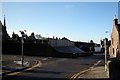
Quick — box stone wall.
[110,25,119,58]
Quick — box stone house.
[110,16,120,58]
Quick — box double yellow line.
[3,61,42,77]
[69,67,97,80]
[4,60,97,80]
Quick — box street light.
[104,38,107,71]
[19,30,26,66]
[21,36,24,66]
[104,31,110,71]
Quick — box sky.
[1,2,118,43]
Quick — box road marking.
[4,61,42,77]
[25,61,42,70]
[89,60,102,69]
[69,67,97,80]
[94,60,101,66]
[69,60,102,80]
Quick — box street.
[2,54,105,80]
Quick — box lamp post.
[104,31,109,71]
[104,38,107,71]
[21,36,24,66]
[20,30,26,66]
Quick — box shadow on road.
[25,69,62,74]
[2,75,110,80]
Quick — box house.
[94,44,101,52]
[110,16,120,58]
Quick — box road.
[2,54,105,80]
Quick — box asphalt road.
[2,54,105,80]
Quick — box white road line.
[94,60,102,66]
[90,60,102,69]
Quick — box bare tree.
[35,34,42,39]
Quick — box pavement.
[2,54,109,80]
[2,54,40,75]
[78,66,109,79]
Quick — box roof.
[115,24,120,33]
[54,46,85,54]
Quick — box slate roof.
[117,24,120,32]
[116,24,120,33]
[54,46,85,54]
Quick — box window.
[113,48,114,55]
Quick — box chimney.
[113,15,118,25]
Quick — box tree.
[12,32,20,41]
[19,30,28,39]
[29,32,35,39]
[35,34,42,39]
[80,46,90,52]
[90,40,95,52]
[90,40,94,43]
